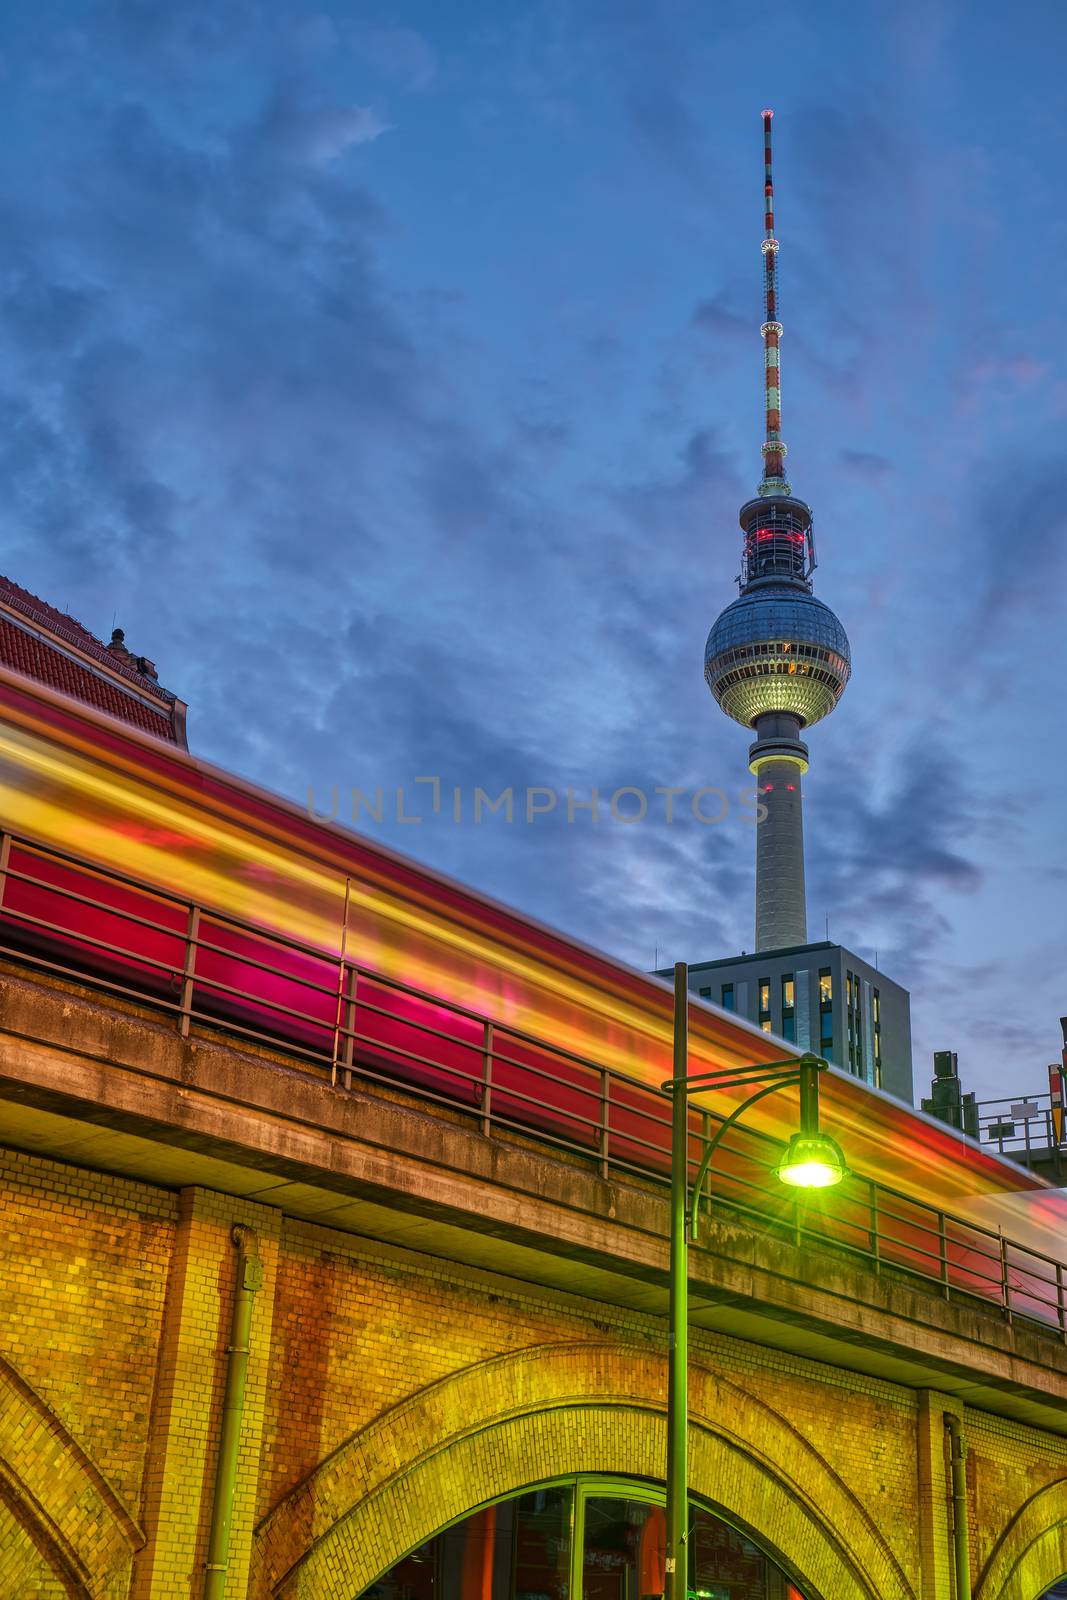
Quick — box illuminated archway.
[973,1478,1067,1600]
[254,1341,913,1599]
[0,1356,143,1599]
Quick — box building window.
[361,1478,813,1600]
[721,983,735,1012]
[818,969,832,1004]
[761,1019,773,1033]
[820,1009,833,1046]
[698,986,711,999]
[873,988,881,1026]
[846,971,854,1009]
[759,979,770,1014]
[780,972,795,1043]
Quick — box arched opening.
[359,1476,809,1600]
[1037,1583,1067,1599]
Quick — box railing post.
[599,1069,610,1179]
[938,1211,950,1299]
[481,1022,494,1137]
[1000,1230,1013,1322]
[869,1181,881,1273]
[340,965,358,1091]
[1057,1262,1066,1342]
[331,877,352,1087]
[0,832,10,910]
[179,906,200,1038]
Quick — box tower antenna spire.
[759,109,788,496]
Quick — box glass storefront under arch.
[361,1477,809,1600]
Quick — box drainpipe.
[203,1225,264,1600]
[944,1414,971,1600]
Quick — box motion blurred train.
[0,657,1064,1328]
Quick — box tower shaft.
[751,713,808,950]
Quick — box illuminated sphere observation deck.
[704,582,851,727]
[706,113,851,953]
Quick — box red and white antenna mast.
[759,109,788,497]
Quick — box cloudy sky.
[1,0,1063,1104]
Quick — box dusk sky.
[1,0,1063,1104]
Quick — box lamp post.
[661,962,848,1600]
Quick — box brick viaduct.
[2,962,1067,1600]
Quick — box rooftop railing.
[972,1094,1066,1180]
[0,827,1064,1342]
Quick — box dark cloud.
[350,23,438,92]
[839,449,893,480]
[625,82,704,180]
[0,0,1061,1108]
[692,295,749,341]
[807,736,991,982]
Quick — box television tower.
[704,111,851,952]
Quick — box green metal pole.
[203,1225,263,1600]
[665,962,688,1600]
[944,1415,971,1600]
[799,1056,820,1134]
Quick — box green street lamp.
[661,962,848,1600]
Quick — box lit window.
[873,989,881,1025]
[782,975,795,1010]
[819,969,832,1004]
[759,979,770,1012]
[721,983,735,1012]
[761,1019,773,1033]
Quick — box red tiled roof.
[0,575,174,700]
[0,616,178,740]
[0,576,102,650]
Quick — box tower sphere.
[704,583,851,728]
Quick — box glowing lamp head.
[775,1131,848,1189]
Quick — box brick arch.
[0,1355,143,1600]
[255,1340,914,1600]
[975,1477,1067,1600]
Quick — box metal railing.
[973,1093,1066,1180]
[0,827,1065,1341]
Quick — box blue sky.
[1,0,1064,1104]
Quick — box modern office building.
[662,942,912,1102]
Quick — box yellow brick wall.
[4,1150,1067,1600]
[255,1222,922,1598]
[0,1500,69,1600]
[0,1147,176,1514]
[966,1407,1067,1598]
[132,1190,281,1600]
